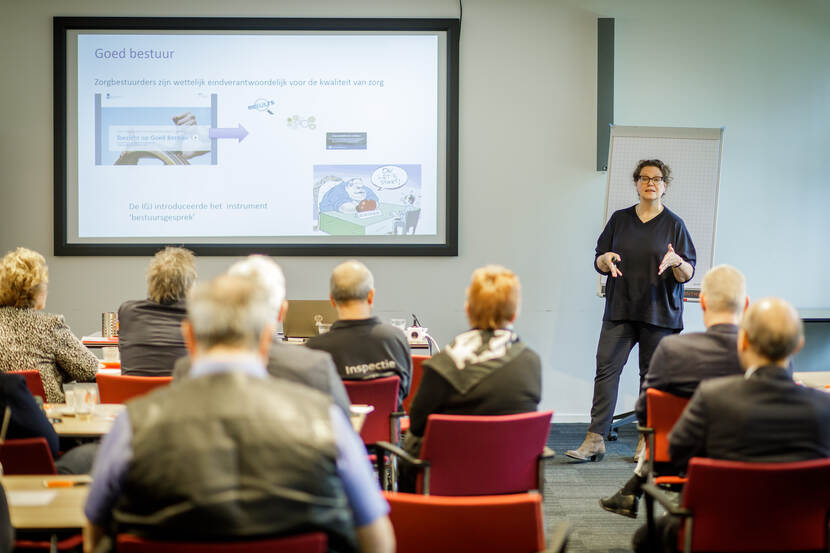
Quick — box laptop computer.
[283,300,338,339]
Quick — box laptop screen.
[283,300,338,339]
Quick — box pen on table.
[43,480,89,488]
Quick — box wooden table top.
[794,371,830,390]
[47,402,368,435]
[3,475,90,530]
[46,403,124,438]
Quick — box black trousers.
[633,514,680,553]
[588,320,677,435]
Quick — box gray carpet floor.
[544,423,651,553]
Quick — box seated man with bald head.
[306,260,412,407]
[633,296,830,553]
[601,265,747,518]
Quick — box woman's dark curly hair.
[632,159,672,185]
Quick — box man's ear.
[699,292,707,313]
[277,300,288,323]
[181,320,197,357]
[743,296,750,313]
[737,328,749,353]
[258,323,274,359]
[329,294,337,308]
[367,289,375,306]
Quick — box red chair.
[402,354,429,414]
[639,389,690,486]
[14,535,83,552]
[117,532,327,552]
[9,370,47,402]
[385,492,552,553]
[343,377,404,446]
[378,411,554,496]
[0,437,56,474]
[96,373,172,404]
[643,457,830,553]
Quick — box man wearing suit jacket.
[633,296,830,553]
[668,297,830,468]
[171,255,351,416]
[601,265,747,518]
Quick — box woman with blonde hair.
[400,265,542,490]
[118,246,196,376]
[0,247,97,402]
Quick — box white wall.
[1,0,828,422]
[579,0,830,374]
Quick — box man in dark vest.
[84,274,395,553]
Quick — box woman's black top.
[595,205,696,330]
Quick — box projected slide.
[72,31,441,242]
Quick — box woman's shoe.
[564,431,606,462]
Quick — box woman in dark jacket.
[400,265,541,490]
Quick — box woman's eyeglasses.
[638,176,664,184]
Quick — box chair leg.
[645,492,657,553]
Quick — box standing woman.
[565,160,695,461]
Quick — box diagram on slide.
[94,92,248,166]
[313,164,422,236]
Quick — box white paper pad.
[7,491,57,506]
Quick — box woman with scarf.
[399,265,541,491]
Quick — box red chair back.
[418,411,553,496]
[681,457,830,552]
[343,377,400,445]
[14,535,83,551]
[385,491,544,553]
[402,354,429,414]
[96,373,172,404]
[646,389,690,463]
[0,437,56,474]
[117,532,327,553]
[9,370,47,402]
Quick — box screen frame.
[54,16,460,256]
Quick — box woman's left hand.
[658,243,683,275]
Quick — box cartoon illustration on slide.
[392,188,421,235]
[319,177,380,214]
[312,164,422,236]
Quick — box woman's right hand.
[600,252,622,277]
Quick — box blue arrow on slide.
[209,124,249,142]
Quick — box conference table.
[45,404,123,438]
[4,475,90,531]
[46,403,371,435]
[793,371,830,390]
